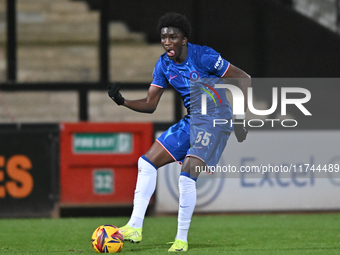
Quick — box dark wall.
[84,0,340,77]
[0,124,59,217]
[257,0,340,77]
[79,0,340,78]
[76,0,340,127]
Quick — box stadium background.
[0,0,339,218]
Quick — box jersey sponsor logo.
[214,55,224,71]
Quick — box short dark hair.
[157,12,192,38]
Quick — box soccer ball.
[91,225,124,253]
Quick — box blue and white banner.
[156,130,340,212]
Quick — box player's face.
[161,27,188,64]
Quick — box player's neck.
[174,45,188,64]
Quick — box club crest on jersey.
[190,71,200,82]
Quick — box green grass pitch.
[0,213,339,254]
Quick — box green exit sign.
[73,133,132,154]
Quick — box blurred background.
[0,0,339,123]
[0,0,339,218]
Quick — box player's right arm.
[108,83,164,114]
[108,56,167,113]
[123,85,164,113]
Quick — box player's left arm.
[203,47,251,112]
[223,64,251,142]
[222,64,251,114]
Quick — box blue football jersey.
[151,43,233,119]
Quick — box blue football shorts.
[156,114,232,167]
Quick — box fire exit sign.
[73,133,132,154]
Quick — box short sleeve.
[151,57,168,89]
[200,46,230,77]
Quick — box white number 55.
[194,131,211,146]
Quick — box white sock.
[127,156,157,229]
[175,174,197,242]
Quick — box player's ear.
[182,37,188,46]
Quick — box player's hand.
[108,83,125,105]
[233,119,248,142]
